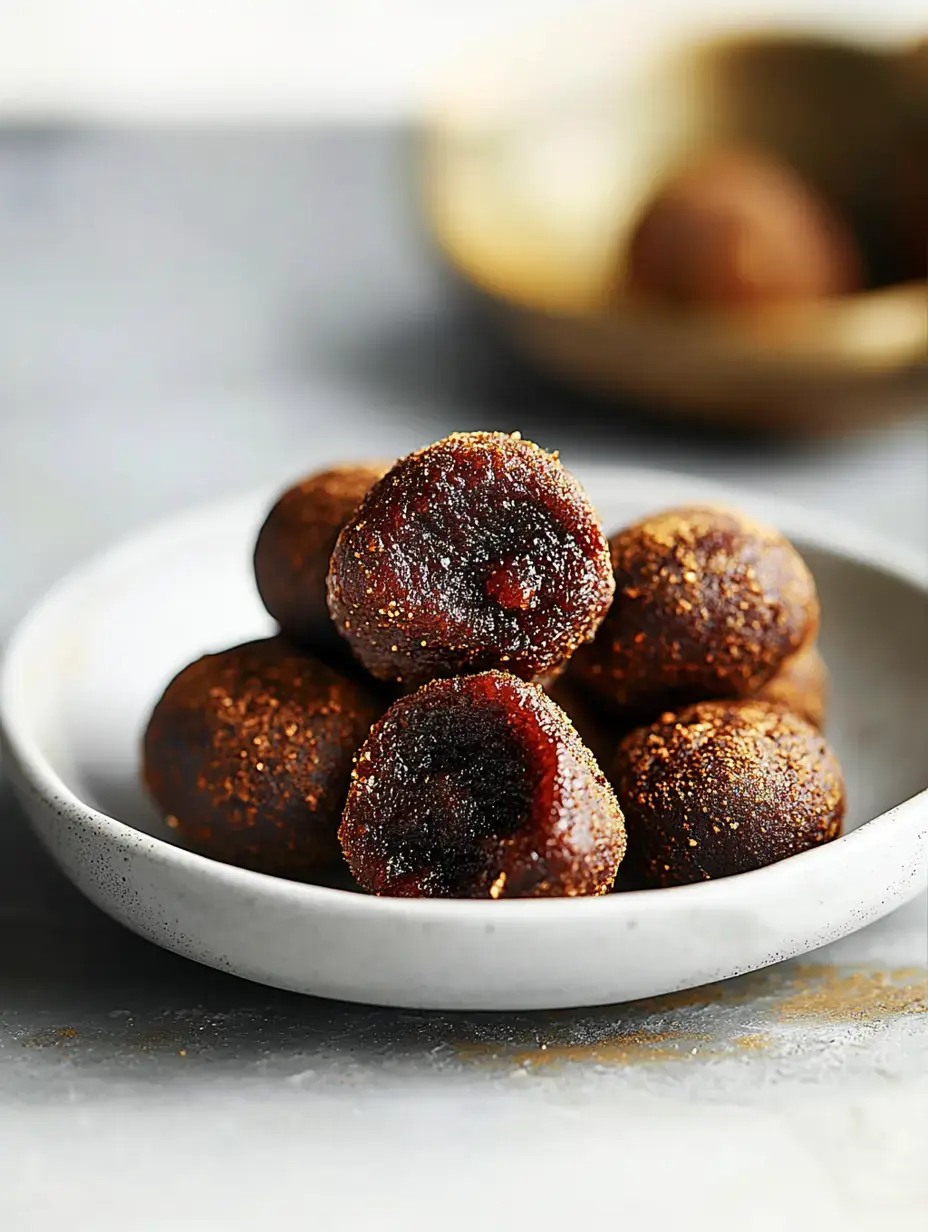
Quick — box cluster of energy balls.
[143,431,846,898]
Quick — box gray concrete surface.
[0,128,926,1232]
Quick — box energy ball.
[755,642,828,729]
[327,432,614,687]
[254,463,388,648]
[613,699,845,887]
[143,637,384,880]
[625,149,861,307]
[570,505,819,714]
[339,671,626,898]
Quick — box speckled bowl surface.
[2,467,926,1009]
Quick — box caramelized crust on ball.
[143,637,384,879]
[755,642,828,729]
[613,699,845,887]
[254,463,388,648]
[571,505,818,713]
[327,432,614,687]
[339,671,626,898]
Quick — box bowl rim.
[2,464,926,923]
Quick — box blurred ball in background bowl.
[624,148,863,307]
[422,18,928,433]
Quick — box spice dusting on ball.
[625,149,861,306]
[254,463,388,648]
[755,642,828,729]
[339,671,626,898]
[570,505,819,714]
[143,637,384,879]
[326,432,614,687]
[613,699,845,887]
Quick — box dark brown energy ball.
[327,432,614,687]
[755,642,828,730]
[339,671,626,898]
[625,149,861,306]
[143,637,384,879]
[570,505,819,714]
[254,463,388,648]
[613,699,845,887]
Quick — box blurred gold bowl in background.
[421,17,927,433]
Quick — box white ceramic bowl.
[2,467,926,1010]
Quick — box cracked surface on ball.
[339,671,626,898]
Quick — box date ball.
[570,505,819,713]
[143,637,384,879]
[755,642,827,729]
[625,150,861,306]
[339,671,626,898]
[613,699,845,887]
[254,463,388,648]
[327,432,614,687]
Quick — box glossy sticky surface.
[327,432,614,686]
[340,672,625,898]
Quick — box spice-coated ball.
[327,432,615,687]
[339,671,626,898]
[612,699,845,887]
[625,149,861,306]
[254,463,388,649]
[570,505,819,714]
[143,637,384,880]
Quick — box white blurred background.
[1,0,925,119]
